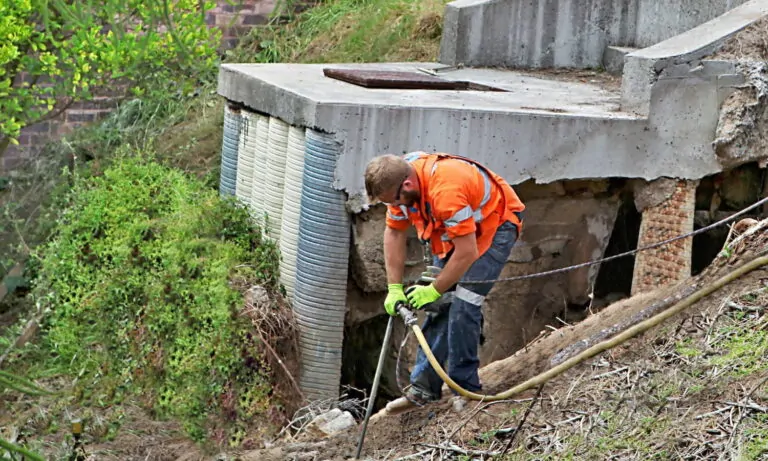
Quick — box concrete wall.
[635,0,750,47]
[439,0,748,69]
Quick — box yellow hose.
[408,254,768,402]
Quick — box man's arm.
[384,226,408,284]
[432,232,479,294]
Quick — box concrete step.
[603,46,639,75]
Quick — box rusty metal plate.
[323,68,466,90]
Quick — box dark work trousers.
[410,220,518,398]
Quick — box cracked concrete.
[713,60,768,168]
[620,0,768,114]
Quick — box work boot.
[406,385,438,406]
[385,386,438,414]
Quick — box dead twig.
[591,366,629,380]
[415,442,502,457]
[499,383,545,457]
[446,398,526,442]
[0,315,42,369]
[253,326,304,402]
[394,448,433,461]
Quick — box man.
[364,151,525,411]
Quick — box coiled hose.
[395,254,768,402]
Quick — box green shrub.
[30,153,281,443]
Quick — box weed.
[7,154,281,446]
[234,0,449,64]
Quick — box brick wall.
[208,0,277,49]
[631,179,699,295]
[2,0,276,171]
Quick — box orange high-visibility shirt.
[385,152,525,259]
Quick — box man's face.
[382,177,419,207]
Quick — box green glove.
[384,283,407,316]
[405,284,442,309]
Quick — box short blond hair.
[364,154,411,202]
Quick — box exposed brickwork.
[3,0,276,170]
[206,0,276,49]
[631,179,699,295]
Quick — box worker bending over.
[364,152,525,411]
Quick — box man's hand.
[405,284,442,309]
[384,283,408,316]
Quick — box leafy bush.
[30,154,281,442]
[0,0,221,158]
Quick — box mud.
[711,16,768,62]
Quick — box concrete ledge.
[218,62,740,211]
[621,0,768,115]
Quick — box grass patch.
[234,0,449,64]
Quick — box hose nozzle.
[396,303,418,326]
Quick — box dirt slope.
[240,220,768,460]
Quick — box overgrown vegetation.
[0,0,453,456]
[4,154,282,449]
[233,0,448,64]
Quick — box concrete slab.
[220,62,626,116]
[218,59,740,211]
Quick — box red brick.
[631,179,698,295]
[3,153,28,171]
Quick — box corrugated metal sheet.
[219,104,240,197]
[249,113,270,225]
[293,128,350,401]
[264,117,290,241]
[279,125,307,300]
[235,111,257,206]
